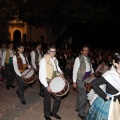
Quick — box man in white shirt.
[30,43,43,71]
[30,42,44,96]
[13,43,31,105]
[2,42,16,89]
[0,49,2,68]
[0,42,7,83]
[73,45,94,120]
[39,44,63,120]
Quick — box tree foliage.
[0,0,119,24]
[0,0,119,44]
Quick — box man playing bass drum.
[13,43,31,105]
[39,44,64,120]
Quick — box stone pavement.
[0,75,89,120]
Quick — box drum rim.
[51,80,70,96]
[22,73,37,84]
[50,77,65,92]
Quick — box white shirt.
[73,56,94,83]
[102,69,120,93]
[0,49,2,67]
[30,49,42,69]
[2,50,14,66]
[13,53,30,76]
[39,57,63,87]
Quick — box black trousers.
[44,87,61,117]
[39,81,44,95]
[35,65,44,95]
[5,63,15,86]
[16,75,28,101]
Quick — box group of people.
[0,42,65,120]
[0,41,120,120]
[72,45,120,120]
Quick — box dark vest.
[16,52,26,72]
[34,49,39,65]
[77,55,92,81]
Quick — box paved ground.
[0,74,89,120]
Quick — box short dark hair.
[113,53,120,64]
[81,45,90,51]
[47,43,56,50]
[17,43,24,48]
[8,41,14,46]
[35,42,42,48]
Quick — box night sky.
[0,0,120,49]
[55,0,120,49]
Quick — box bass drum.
[50,77,69,96]
[22,69,37,84]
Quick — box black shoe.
[29,84,33,87]
[78,114,86,120]
[75,109,78,112]
[39,93,44,97]
[10,85,15,88]
[50,113,61,119]
[44,116,52,120]
[6,85,9,89]
[21,101,26,105]
[16,91,20,98]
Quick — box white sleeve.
[39,58,48,87]
[91,64,94,74]
[0,49,2,59]
[30,51,36,69]
[0,50,2,67]
[2,51,6,66]
[91,67,94,74]
[56,60,63,74]
[73,57,80,83]
[13,55,22,76]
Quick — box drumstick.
[51,93,59,101]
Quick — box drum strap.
[23,68,32,77]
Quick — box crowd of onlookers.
[0,41,120,85]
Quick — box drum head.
[22,69,34,78]
[50,77,65,93]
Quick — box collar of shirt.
[36,49,40,53]
[9,50,14,57]
[50,57,57,71]
[19,53,26,64]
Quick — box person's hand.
[73,82,77,90]
[47,86,51,93]
[21,75,25,78]
[90,73,95,78]
[34,68,38,71]
[106,95,110,100]
[105,95,112,101]
[59,74,64,78]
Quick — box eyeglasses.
[49,51,56,53]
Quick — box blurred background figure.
[95,59,109,78]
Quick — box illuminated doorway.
[13,30,21,42]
